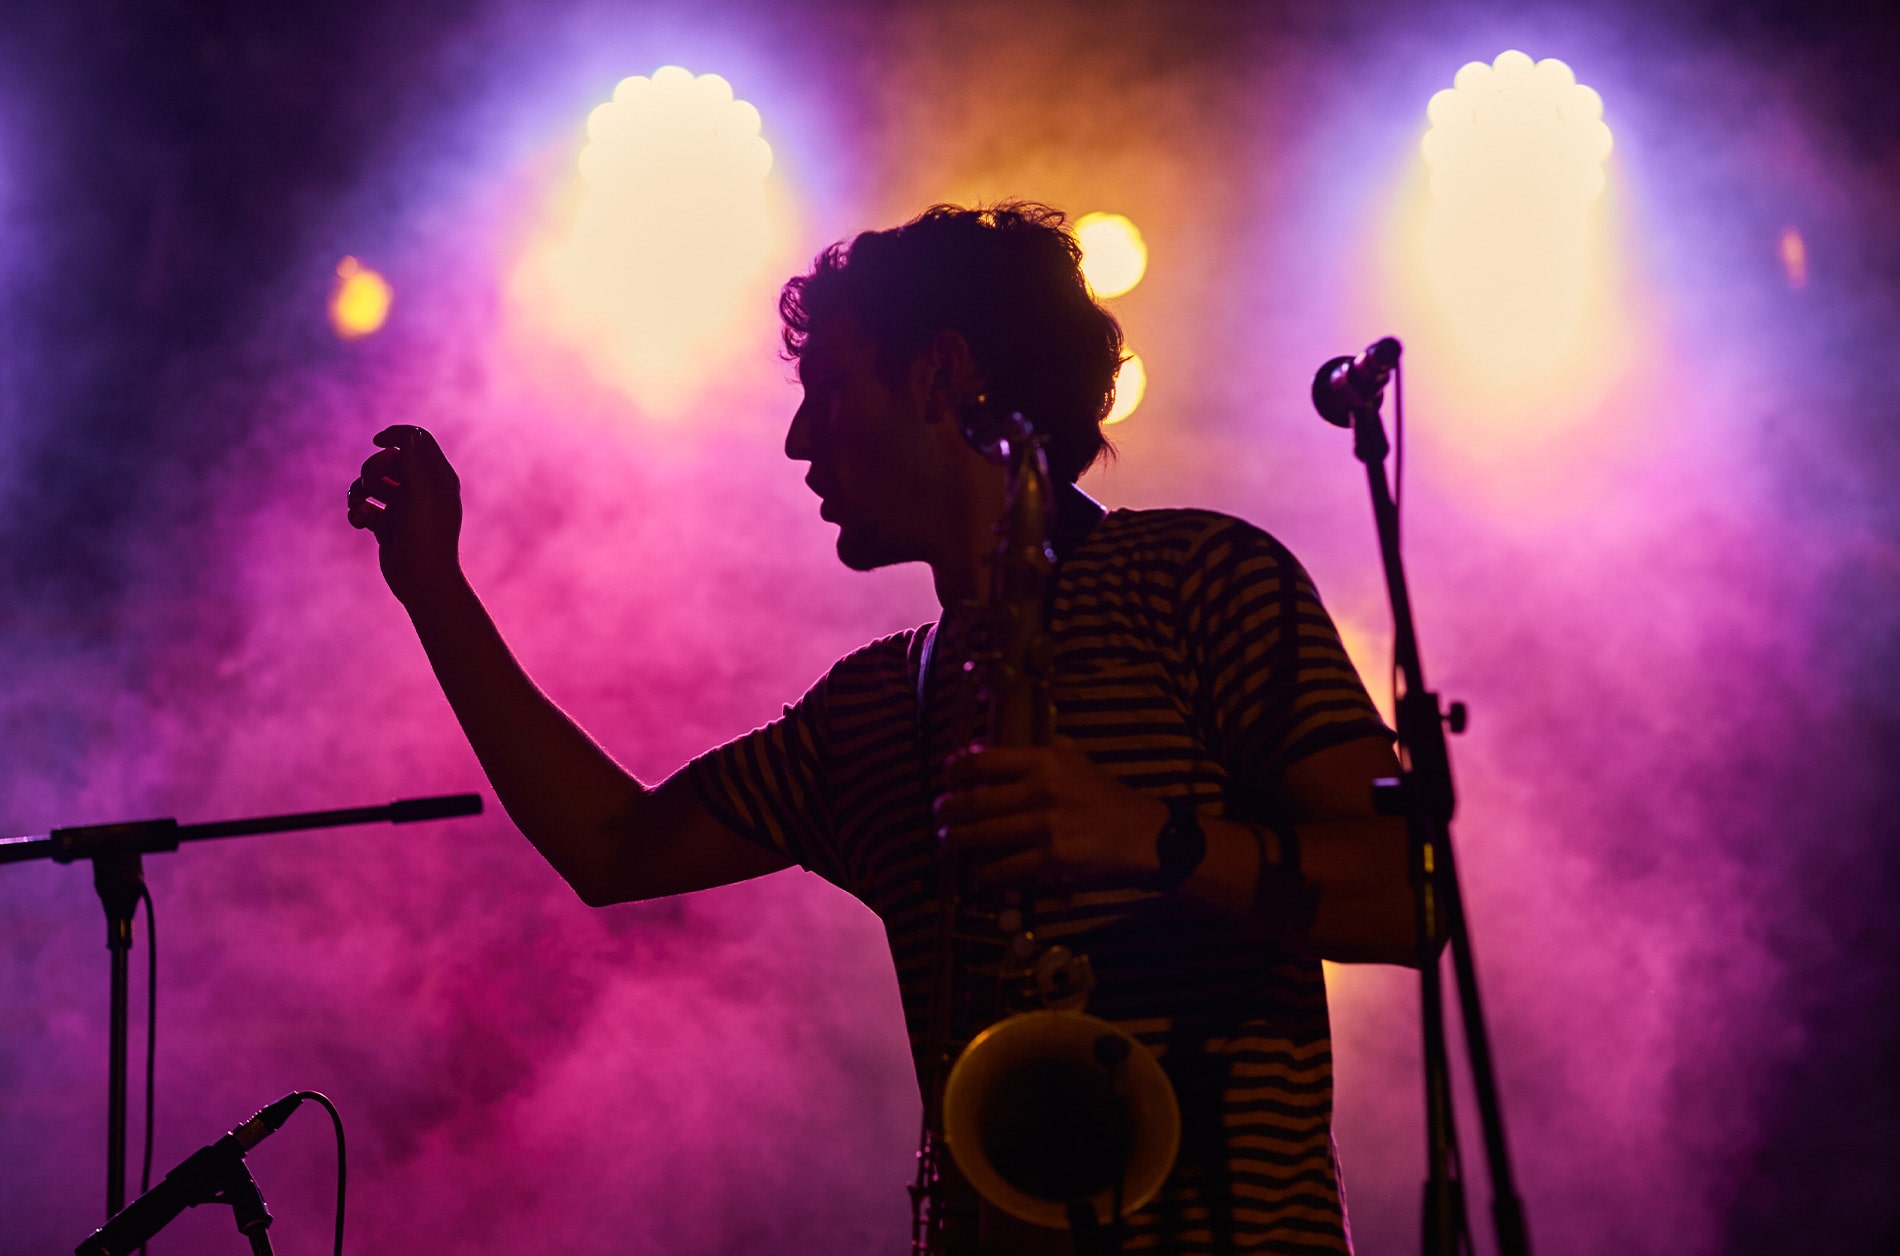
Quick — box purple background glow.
[3,1,1896,1252]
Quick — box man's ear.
[917,330,982,422]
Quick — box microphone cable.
[1394,358,1404,548]
[295,1090,348,1256]
[136,884,155,1256]
[125,890,347,1255]
[1391,359,1405,728]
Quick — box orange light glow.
[514,66,784,417]
[1779,227,1808,289]
[1333,615,1394,729]
[329,257,392,340]
[1104,352,1147,425]
[1076,212,1148,299]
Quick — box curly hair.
[779,202,1124,484]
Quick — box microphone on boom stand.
[76,1093,304,1256]
[1311,336,1402,427]
[1304,330,1532,1256]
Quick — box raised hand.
[346,424,464,607]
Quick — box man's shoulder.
[821,624,931,692]
[1091,506,1294,569]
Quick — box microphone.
[75,1094,304,1256]
[1311,336,1402,427]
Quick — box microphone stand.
[0,793,482,1219]
[1334,369,1530,1256]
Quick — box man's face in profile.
[785,317,944,573]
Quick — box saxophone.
[911,407,1180,1255]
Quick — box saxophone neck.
[977,415,1056,749]
[987,417,1056,598]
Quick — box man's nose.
[784,399,813,461]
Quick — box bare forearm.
[350,427,784,904]
[1180,814,1418,965]
[939,736,1418,960]
[402,575,647,901]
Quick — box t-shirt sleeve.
[686,672,844,887]
[1178,517,1390,792]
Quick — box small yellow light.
[1778,227,1808,290]
[1105,353,1147,425]
[329,257,393,340]
[1075,212,1149,299]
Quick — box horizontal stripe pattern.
[691,509,1387,1253]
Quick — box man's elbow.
[570,878,619,909]
[557,848,640,908]
[1380,932,1446,970]
[568,859,663,908]
[1312,889,1431,967]
[1378,897,1446,968]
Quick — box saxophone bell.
[942,1010,1181,1230]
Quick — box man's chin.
[834,528,900,573]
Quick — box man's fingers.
[972,849,1051,890]
[944,746,1047,786]
[366,426,457,493]
[345,487,390,534]
[358,448,402,493]
[941,810,1048,857]
[372,423,436,450]
[934,779,1041,825]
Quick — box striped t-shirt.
[691,506,1388,1253]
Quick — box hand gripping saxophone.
[911,407,1180,1255]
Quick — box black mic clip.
[212,1159,275,1244]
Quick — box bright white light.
[1422,51,1613,207]
[1075,212,1148,298]
[1105,352,1146,425]
[1415,51,1615,380]
[522,66,780,415]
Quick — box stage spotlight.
[1076,212,1148,298]
[1422,51,1613,206]
[329,256,392,340]
[1413,50,1615,383]
[1105,352,1146,425]
[522,66,781,416]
